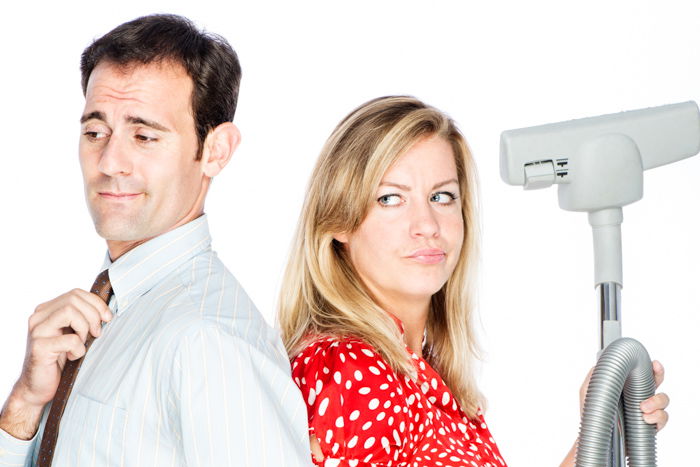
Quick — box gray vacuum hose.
[575,337,657,467]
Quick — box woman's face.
[336,135,464,308]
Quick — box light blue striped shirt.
[0,215,312,466]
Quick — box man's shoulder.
[152,309,291,385]
[168,250,258,321]
[150,250,284,358]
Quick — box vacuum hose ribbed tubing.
[575,337,656,467]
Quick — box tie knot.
[90,269,113,304]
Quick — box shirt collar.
[100,214,212,313]
[386,312,429,353]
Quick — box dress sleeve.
[292,338,412,466]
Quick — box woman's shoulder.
[293,335,382,361]
[291,335,405,400]
[291,335,414,465]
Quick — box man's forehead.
[85,60,193,99]
[83,60,194,124]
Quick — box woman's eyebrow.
[379,181,411,191]
[379,178,458,191]
[432,178,459,190]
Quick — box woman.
[278,96,668,466]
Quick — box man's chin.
[93,219,147,242]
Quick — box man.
[0,14,311,466]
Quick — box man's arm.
[0,289,111,463]
[0,389,45,442]
[0,423,36,467]
[172,324,312,467]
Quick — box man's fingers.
[56,334,87,361]
[31,292,106,339]
[33,334,86,362]
[73,288,112,322]
[63,290,108,334]
[33,307,91,342]
[68,290,109,336]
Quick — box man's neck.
[107,238,152,261]
[106,210,205,261]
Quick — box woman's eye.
[430,191,457,204]
[377,194,402,206]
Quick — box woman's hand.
[578,360,669,430]
[640,360,670,430]
[562,360,669,466]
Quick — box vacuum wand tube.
[499,101,700,467]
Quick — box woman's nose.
[409,201,440,238]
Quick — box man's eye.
[430,191,458,204]
[135,134,157,142]
[84,131,108,140]
[377,194,402,206]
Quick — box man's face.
[79,61,204,243]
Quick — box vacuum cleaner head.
[500,101,700,212]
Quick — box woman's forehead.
[381,136,457,185]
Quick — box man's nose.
[97,134,133,176]
[409,201,440,238]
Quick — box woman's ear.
[200,122,241,177]
[333,232,349,243]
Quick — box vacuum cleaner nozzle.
[500,101,700,212]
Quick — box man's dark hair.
[80,14,241,159]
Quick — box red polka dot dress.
[291,336,507,467]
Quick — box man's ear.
[200,122,241,177]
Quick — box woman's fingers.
[652,360,664,388]
[642,409,669,431]
[641,392,670,432]
[641,392,670,413]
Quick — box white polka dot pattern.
[292,337,507,467]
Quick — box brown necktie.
[36,269,113,467]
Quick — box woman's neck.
[378,295,430,354]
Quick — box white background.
[1,1,698,465]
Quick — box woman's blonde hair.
[279,96,483,417]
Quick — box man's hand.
[0,289,112,440]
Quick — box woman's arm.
[560,442,577,467]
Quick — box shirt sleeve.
[171,324,311,467]
[292,339,411,467]
[0,428,36,467]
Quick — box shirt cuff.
[0,427,36,466]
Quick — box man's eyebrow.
[379,178,459,191]
[80,112,171,132]
[126,115,171,132]
[80,111,106,124]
